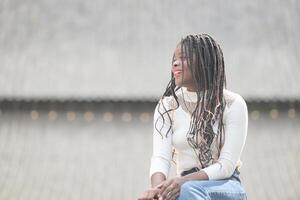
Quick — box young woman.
[138,33,248,200]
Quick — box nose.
[172,60,180,68]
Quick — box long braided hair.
[155,33,227,168]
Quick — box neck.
[180,87,202,103]
[186,86,197,92]
[186,86,205,93]
[186,88,196,92]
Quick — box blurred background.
[0,0,299,199]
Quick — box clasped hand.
[138,177,185,200]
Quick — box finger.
[137,191,148,200]
[161,180,172,191]
[168,187,180,200]
[167,190,180,200]
[159,180,173,195]
[166,190,173,200]
[165,185,180,200]
[137,194,148,200]
[156,181,165,189]
[139,189,160,200]
[161,184,175,199]
[169,191,180,200]
[137,197,148,200]
[148,188,160,199]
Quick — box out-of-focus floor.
[0,106,299,200]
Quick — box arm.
[151,172,166,188]
[139,100,174,200]
[149,100,174,186]
[200,95,248,180]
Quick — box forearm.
[181,170,209,182]
[151,172,166,188]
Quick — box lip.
[173,70,182,77]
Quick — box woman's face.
[171,45,196,91]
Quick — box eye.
[180,56,187,60]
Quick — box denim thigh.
[177,172,247,200]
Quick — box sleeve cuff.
[149,156,171,179]
[201,159,236,180]
[201,162,222,180]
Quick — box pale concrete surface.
[0,107,299,200]
[0,0,299,100]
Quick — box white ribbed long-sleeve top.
[149,87,248,180]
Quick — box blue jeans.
[177,170,247,200]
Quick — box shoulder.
[154,96,178,126]
[155,95,178,112]
[223,89,248,114]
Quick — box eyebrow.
[175,50,185,56]
[176,53,187,58]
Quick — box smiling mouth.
[173,71,182,77]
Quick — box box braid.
[155,33,227,168]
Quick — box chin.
[175,81,183,87]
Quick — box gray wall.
[0,0,299,101]
[0,105,299,200]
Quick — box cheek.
[182,61,189,72]
[183,64,192,78]
[184,72,193,82]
